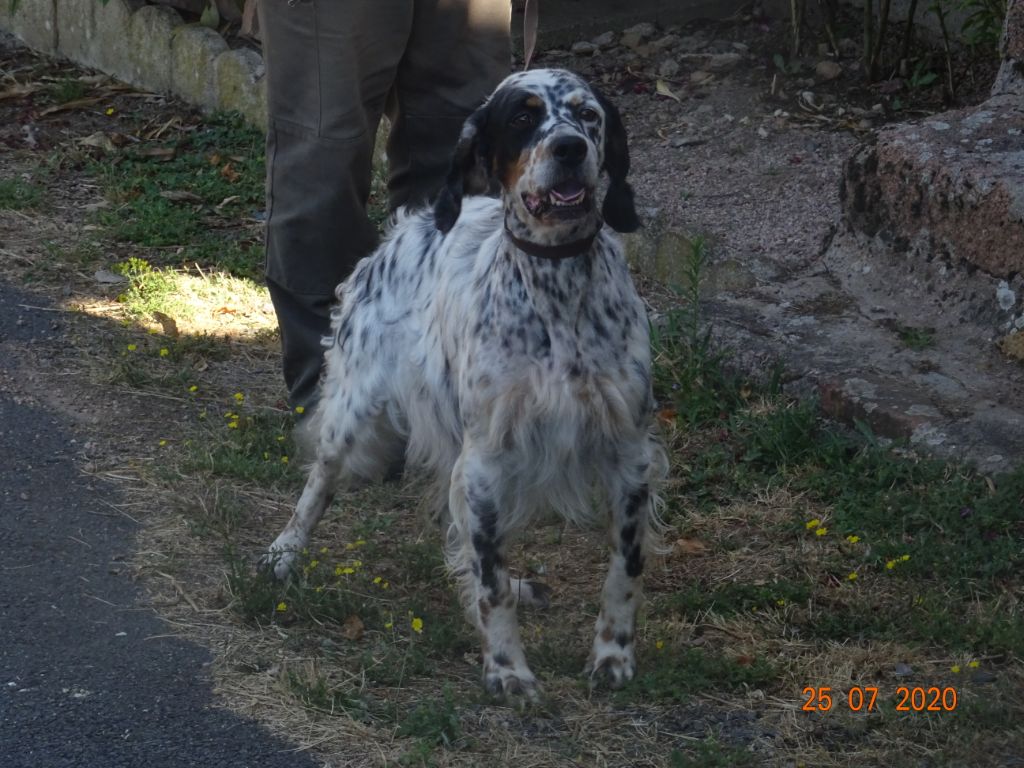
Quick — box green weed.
[0,177,43,210]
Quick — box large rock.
[171,25,229,111]
[127,4,182,93]
[993,0,1023,95]
[214,48,267,130]
[55,0,96,65]
[90,0,137,84]
[841,94,1024,279]
[6,0,57,55]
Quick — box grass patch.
[91,112,264,280]
[621,647,777,703]
[670,740,756,768]
[0,177,43,210]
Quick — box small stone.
[623,21,657,40]
[620,31,644,50]
[997,280,1016,311]
[707,52,742,72]
[815,60,843,80]
[670,134,705,148]
[838,37,858,56]
[571,41,597,56]
[970,670,997,684]
[732,42,749,52]
[651,34,679,51]
[894,662,914,677]
[757,126,769,139]
[658,59,681,78]
[677,35,705,53]
[591,31,616,49]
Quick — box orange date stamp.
[801,686,959,713]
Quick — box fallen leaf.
[0,84,40,101]
[656,407,677,425]
[675,538,709,556]
[341,615,364,641]
[735,654,755,667]
[78,132,123,152]
[136,146,177,161]
[160,190,204,203]
[94,269,127,285]
[655,79,682,102]
[220,163,240,183]
[152,311,179,338]
[37,96,103,117]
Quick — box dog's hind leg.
[264,383,401,580]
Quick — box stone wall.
[0,0,266,128]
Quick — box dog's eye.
[579,107,600,122]
[511,111,535,128]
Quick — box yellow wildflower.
[846,572,858,581]
[309,560,319,569]
[384,621,394,630]
[234,392,245,402]
[886,560,896,570]
[776,598,786,606]
[126,343,137,352]
[900,554,910,562]
[158,439,167,447]
[968,660,980,669]
[373,576,382,585]
[105,107,115,116]
[655,640,664,650]
[276,602,287,612]
[951,665,961,674]
[815,527,827,536]
[188,385,198,393]
[846,535,860,544]
[227,421,239,429]
[281,455,289,464]
[295,405,305,414]
[805,519,820,530]
[159,348,169,357]
[411,617,424,634]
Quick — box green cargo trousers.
[259,0,511,409]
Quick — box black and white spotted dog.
[266,69,666,700]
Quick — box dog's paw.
[585,641,637,690]
[482,658,540,705]
[260,532,305,580]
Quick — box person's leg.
[260,0,413,409]
[385,0,512,211]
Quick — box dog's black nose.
[551,135,587,166]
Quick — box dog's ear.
[434,106,491,233]
[594,88,640,233]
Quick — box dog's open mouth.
[523,180,592,220]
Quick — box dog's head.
[434,69,639,239]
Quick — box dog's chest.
[458,248,649,450]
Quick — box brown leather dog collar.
[503,222,601,260]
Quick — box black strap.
[503,223,601,260]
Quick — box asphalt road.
[0,281,318,768]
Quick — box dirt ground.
[2,7,1022,767]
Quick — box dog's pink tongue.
[550,181,585,203]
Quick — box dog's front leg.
[587,468,652,689]
[451,452,539,702]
